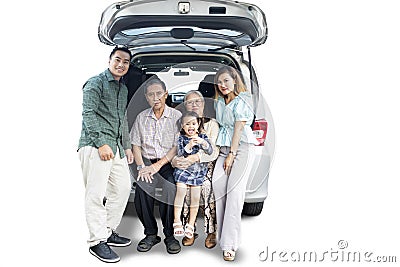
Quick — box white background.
[1,0,399,266]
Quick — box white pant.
[212,143,255,251]
[79,146,131,247]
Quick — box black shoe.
[164,236,181,254]
[137,235,161,252]
[89,241,120,263]
[107,231,131,247]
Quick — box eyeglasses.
[146,91,166,98]
[184,99,204,106]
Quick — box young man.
[130,77,182,254]
[78,46,134,263]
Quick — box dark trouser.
[134,158,176,238]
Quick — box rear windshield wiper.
[181,40,196,51]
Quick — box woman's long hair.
[214,66,247,100]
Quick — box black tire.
[242,202,264,216]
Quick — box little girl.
[173,111,213,240]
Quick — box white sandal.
[223,250,236,261]
[184,224,195,239]
[173,222,184,237]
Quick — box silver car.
[98,0,274,216]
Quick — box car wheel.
[242,202,264,216]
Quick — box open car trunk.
[98,0,267,50]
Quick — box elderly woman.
[172,90,220,248]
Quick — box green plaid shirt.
[78,69,131,158]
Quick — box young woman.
[212,66,259,261]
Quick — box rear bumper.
[245,173,269,203]
[244,145,271,203]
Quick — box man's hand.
[137,164,160,183]
[125,149,134,164]
[98,144,114,161]
[137,166,154,183]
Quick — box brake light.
[252,119,268,146]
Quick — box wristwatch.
[229,150,237,156]
[136,165,145,170]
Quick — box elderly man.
[130,77,182,254]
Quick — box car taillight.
[252,119,268,146]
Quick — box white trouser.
[212,143,255,251]
[79,146,131,247]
